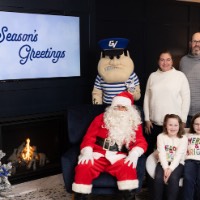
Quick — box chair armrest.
[61,146,80,193]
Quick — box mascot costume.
[92,38,141,105]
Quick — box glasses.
[192,40,200,44]
[114,105,127,111]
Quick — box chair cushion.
[146,152,157,179]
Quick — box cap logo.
[108,40,118,48]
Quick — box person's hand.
[145,121,153,134]
[78,154,94,165]
[124,151,139,168]
[163,168,172,184]
[78,147,94,165]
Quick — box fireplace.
[0,112,66,184]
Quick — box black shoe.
[121,190,136,200]
[74,192,88,200]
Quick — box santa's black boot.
[74,192,88,200]
[121,190,136,200]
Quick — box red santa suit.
[72,110,147,194]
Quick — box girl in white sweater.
[183,113,200,200]
[154,114,188,200]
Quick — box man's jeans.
[182,159,200,200]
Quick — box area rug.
[0,187,149,200]
[0,183,71,200]
[0,173,150,200]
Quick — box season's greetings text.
[0,26,66,65]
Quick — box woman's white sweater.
[144,68,190,125]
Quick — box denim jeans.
[153,162,183,200]
[182,159,200,200]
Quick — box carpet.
[0,183,71,200]
[0,173,150,200]
[0,187,150,200]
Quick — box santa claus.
[72,91,147,200]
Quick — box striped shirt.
[94,72,139,104]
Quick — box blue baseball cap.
[98,38,129,51]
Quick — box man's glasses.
[192,40,200,44]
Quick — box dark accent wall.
[0,0,200,119]
[95,0,200,106]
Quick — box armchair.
[61,104,146,196]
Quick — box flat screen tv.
[0,11,80,80]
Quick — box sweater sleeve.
[143,75,151,122]
[169,135,188,171]
[157,134,169,170]
[180,73,190,123]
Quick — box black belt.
[95,136,127,153]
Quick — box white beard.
[104,106,141,150]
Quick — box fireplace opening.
[0,113,66,184]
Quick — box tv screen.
[0,11,80,80]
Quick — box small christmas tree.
[0,150,12,191]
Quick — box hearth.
[0,112,66,184]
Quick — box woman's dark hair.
[189,113,200,133]
[158,50,173,61]
[163,114,185,138]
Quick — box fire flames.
[21,138,34,162]
[7,138,49,173]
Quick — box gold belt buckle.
[103,138,111,150]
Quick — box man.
[180,32,200,126]
[72,91,147,200]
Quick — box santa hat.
[111,91,134,107]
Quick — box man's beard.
[192,46,200,56]
[104,106,141,150]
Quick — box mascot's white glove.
[124,147,144,168]
[78,146,94,165]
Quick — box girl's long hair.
[163,114,185,138]
[189,113,200,133]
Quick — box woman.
[143,50,190,156]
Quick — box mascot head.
[97,38,134,83]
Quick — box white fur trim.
[105,151,126,164]
[117,179,139,190]
[81,146,93,154]
[130,147,144,157]
[72,183,92,194]
[111,96,131,107]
